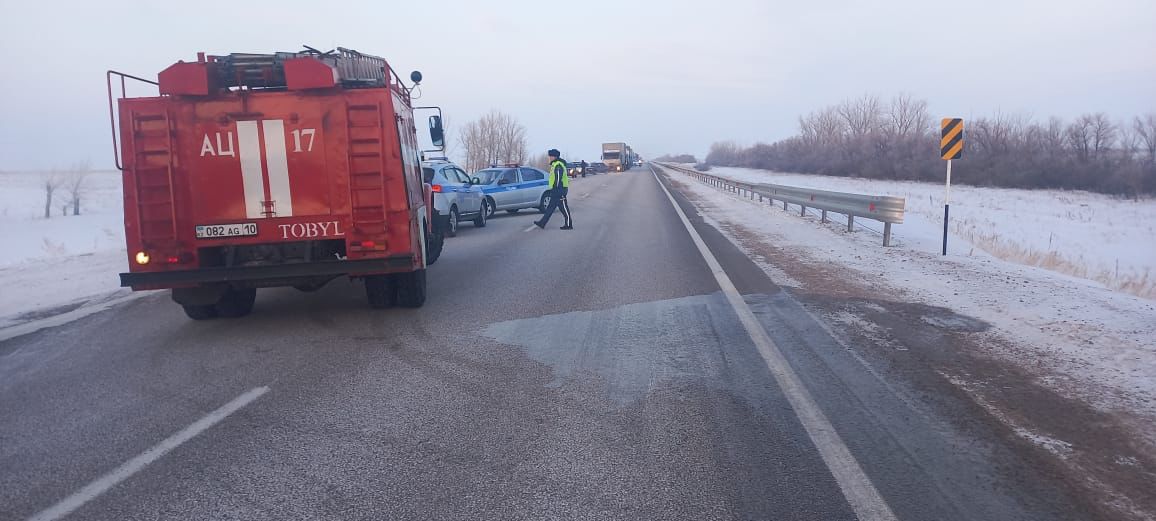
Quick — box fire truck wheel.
[365,275,397,309]
[181,304,217,321]
[216,288,257,318]
[426,225,444,266]
[395,269,427,308]
[446,207,459,237]
[473,202,488,227]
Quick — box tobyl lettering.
[278,221,345,239]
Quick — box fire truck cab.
[109,47,446,319]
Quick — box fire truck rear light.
[135,251,150,265]
[431,184,442,193]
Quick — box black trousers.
[540,187,572,227]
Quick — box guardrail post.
[783,201,788,211]
[847,215,854,232]
[800,205,806,217]
[821,210,828,223]
[883,223,892,246]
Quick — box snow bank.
[688,165,1156,299]
[0,171,129,330]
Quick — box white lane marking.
[26,387,271,521]
[523,225,538,232]
[0,291,147,343]
[651,166,897,521]
[261,120,293,217]
[236,121,266,219]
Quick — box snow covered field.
[0,170,132,332]
[695,165,1156,299]
[657,163,1156,434]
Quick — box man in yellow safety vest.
[534,149,573,230]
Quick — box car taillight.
[431,184,442,193]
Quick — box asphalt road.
[1,166,1096,520]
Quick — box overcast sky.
[1,0,1153,170]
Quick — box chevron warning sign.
[940,118,963,160]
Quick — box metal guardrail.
[657,163,906,246]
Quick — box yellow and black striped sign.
[940,118,964,160]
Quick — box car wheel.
[539,193,551,213]
[216,288,256,318]
[181,304,217,320]
[447,207,459,237]
[365,275,397,309]
[474,201,488,227]
[485,197,496,218]
[395,269,426,308]
[506,209,520,214]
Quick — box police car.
[471,164,552,218]
[422,159,486,237]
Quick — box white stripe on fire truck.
[261,120,294,217]
[236,121,267,219]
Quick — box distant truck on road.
[109,47,446,319]
[602,142,632,172]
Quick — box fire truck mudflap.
[109,48,446,319]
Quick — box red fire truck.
[108,47,446,319]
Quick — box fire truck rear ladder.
[107,71,179,245]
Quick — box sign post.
[940,118,964,255]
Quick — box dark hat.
[547,148,560,157]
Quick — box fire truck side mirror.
[429,115,445,148]
[410,70,423,85]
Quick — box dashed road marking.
[26,387,271,521]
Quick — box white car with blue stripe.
[472,165,552,218]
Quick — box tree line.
[654,154,698,163]
[704,94,1156,197]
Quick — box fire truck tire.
[426,219,444,266]
[181,304,217,321]
[216,288,256,318]
[446,207,459,237]
[395,269,427,308]
[365,275,397,309]
[473,202,488,227]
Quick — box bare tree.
[837,94,882,137]
[1089,113,1117,161]
[1066,115,1094,162]
[1042,116,1067,157]
[706,141,740,165]
[1133,113,1156,164]
[457,110,528,172]
[884,93,930,139]
[799,107,845,147]
[65,160,91,216]
[41,170,64,219]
